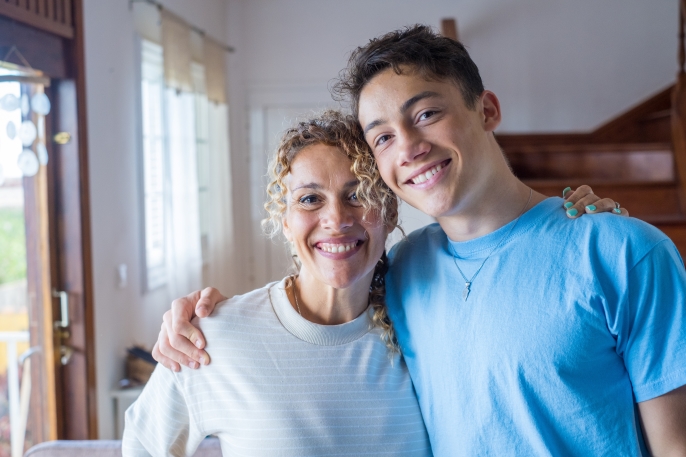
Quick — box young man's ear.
[479,90,502,132]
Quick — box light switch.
[117,264,128,289]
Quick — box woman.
[123,111,432,456]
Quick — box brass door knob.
[53,132,72,145]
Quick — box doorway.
[0,4,95,455]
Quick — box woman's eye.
[299,195,319,205]
[348,192,363,206]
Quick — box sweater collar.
[269,277,374,346]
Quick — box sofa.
[24,438,221,456]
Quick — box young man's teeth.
[412,163,443,184]
[320,242,357,253]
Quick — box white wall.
[80,0,677,439]
[230,0,677,132]
[226,0,678,286]
[81,0,228,439]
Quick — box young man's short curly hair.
[333,24,485,118]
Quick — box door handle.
[53,132,72,145]
[59,345,74,366]
[52,289,69,330]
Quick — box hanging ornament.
[21,94,30,117]
[31,93,51,116]
[20,120,37,146]
[17,148,39,177]
[36,142,49,165]
[0,93,20,112]
[17,149,40,177]
[37,115,45,138]
[0,164,4,187]
[6,121,17,140]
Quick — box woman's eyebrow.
[291,183,322,192]
[291,180,359,192]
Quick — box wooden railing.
[494,0,686,257]
[674,0,686,213]
[0,0,74,39]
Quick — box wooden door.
[0,1,95,453]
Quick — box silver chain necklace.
[450,188,532,302]
[290,275,302,315]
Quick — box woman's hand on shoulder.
[152,287,227,372]
[562,185,629,218]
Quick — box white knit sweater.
[123,278,432,456]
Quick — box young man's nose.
[396,128,430,166]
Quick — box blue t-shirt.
[386,197,686,456]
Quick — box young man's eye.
[419,110,437,121]
[349,192,362,205]
[376,134,392,146]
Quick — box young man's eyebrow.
[399,91,441,114]
[363,119,385,136]
[363,91,442,136]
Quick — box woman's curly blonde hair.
[262,110,400,352]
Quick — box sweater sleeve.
[122,365,205,457]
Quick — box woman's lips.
[314,240,363,259]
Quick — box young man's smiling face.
[357,67,502,219]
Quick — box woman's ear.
[282,216,291,243]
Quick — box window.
[192,62,210,265]
[140,40,166,290]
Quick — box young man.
[153,26,686,456]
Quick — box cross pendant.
[462,282,471,301]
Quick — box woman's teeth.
[412,163,443,184]
[319,242,358,253]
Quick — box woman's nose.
[320,201,354,231]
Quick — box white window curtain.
[164,87,203,297]
[205,102,235,290]
[137,3,235,297]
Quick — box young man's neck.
[436,173,547,242]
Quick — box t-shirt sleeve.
[618,240,686,402]
[122,364,205,457]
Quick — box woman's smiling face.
[282,143,389,290]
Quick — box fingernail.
[198,306,207,315]
[172,364,180,372]
[564,202,574,209]
[567,208,578,217]
[189,361,199,369]
[586,205,597,211]
[562,187,571,197]
[613,208,621,214]
[195,340,203,348]
[199,356,206,365]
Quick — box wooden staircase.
[496,0,686,258]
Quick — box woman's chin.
[317,271,369,291]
